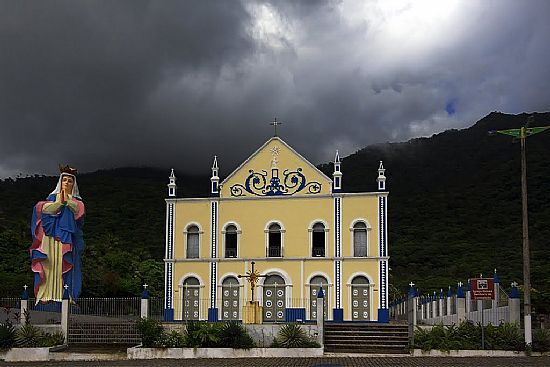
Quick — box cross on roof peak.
[270,118,283,137]
[409,282,415,288]
[143,283,148,289]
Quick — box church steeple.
[377,161,386,191]
[211,156,219,196]
[333,150,342,192]
[168,169,177,197]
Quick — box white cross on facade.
[143,283,148,289]
[64,284,69,290]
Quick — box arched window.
[186,225,199,259]
[182,277,200,320]
[312,222,325,257]
[353,222,368,257]
[224,224,238,258]
[268,223,282,257]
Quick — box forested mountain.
[1,112,549,312]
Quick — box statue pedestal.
[243,301,263,324]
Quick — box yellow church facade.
[163,137,389,323]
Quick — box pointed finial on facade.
[211,156,220,196]
[21,285,29,300]
[457,281,465,298]
[142,283,150,299]
[377,160,386,191]
[493,268,500,284]
[168,168,177,197]
[333,150,342,192]
[408,282,416,298]
[62,284,70,300]
[510,282,520,298]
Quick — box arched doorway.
[221,277,240,320]
[351,276,370,321]
[263,275,286,322]
[182,277,200,320]
[309,275,328,320]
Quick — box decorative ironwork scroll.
[230,167,322,197]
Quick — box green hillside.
[0,112,549,313]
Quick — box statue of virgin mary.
[29,165,85,303]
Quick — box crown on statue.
[59,164,78,176]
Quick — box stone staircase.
[323,323,409,354]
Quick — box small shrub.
[218,321,254,349]
[413,321,526,352]
[40,331,65,347]
[533,329,550,352]
[162,330,186,348]
[0,322,16,349]
[184,321,221,348]
[15,324,43,347]
[494,322,524,351]
[272,323,318,348]
[136,318,165,347]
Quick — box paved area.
[2,357,549,367]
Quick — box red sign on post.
[470,278,495,300]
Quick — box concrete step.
[324,347,409,354]
[324,338,409,346]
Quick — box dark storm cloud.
[1,0,550,178]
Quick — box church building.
[163,135,389,322]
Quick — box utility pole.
[490,116,549,346]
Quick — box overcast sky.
[1,0,549,178]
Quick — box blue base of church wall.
[377,308,389,323]
[208,308,219,322]
[164,308,174,321]
[34,302,62,312]
[332,308,343,322]
[285,308,306,322]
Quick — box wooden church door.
[351,276,370,321]
[263,275,286,322]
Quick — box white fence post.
[457,282,466,323]
[316,286,325,347]
[438,290,444,319]
[61,285,69,345]
[446,287,452,316]
[492,270,500,310]
[141,284,150,319]
[509,282,520,324]
[20,285,29,324]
